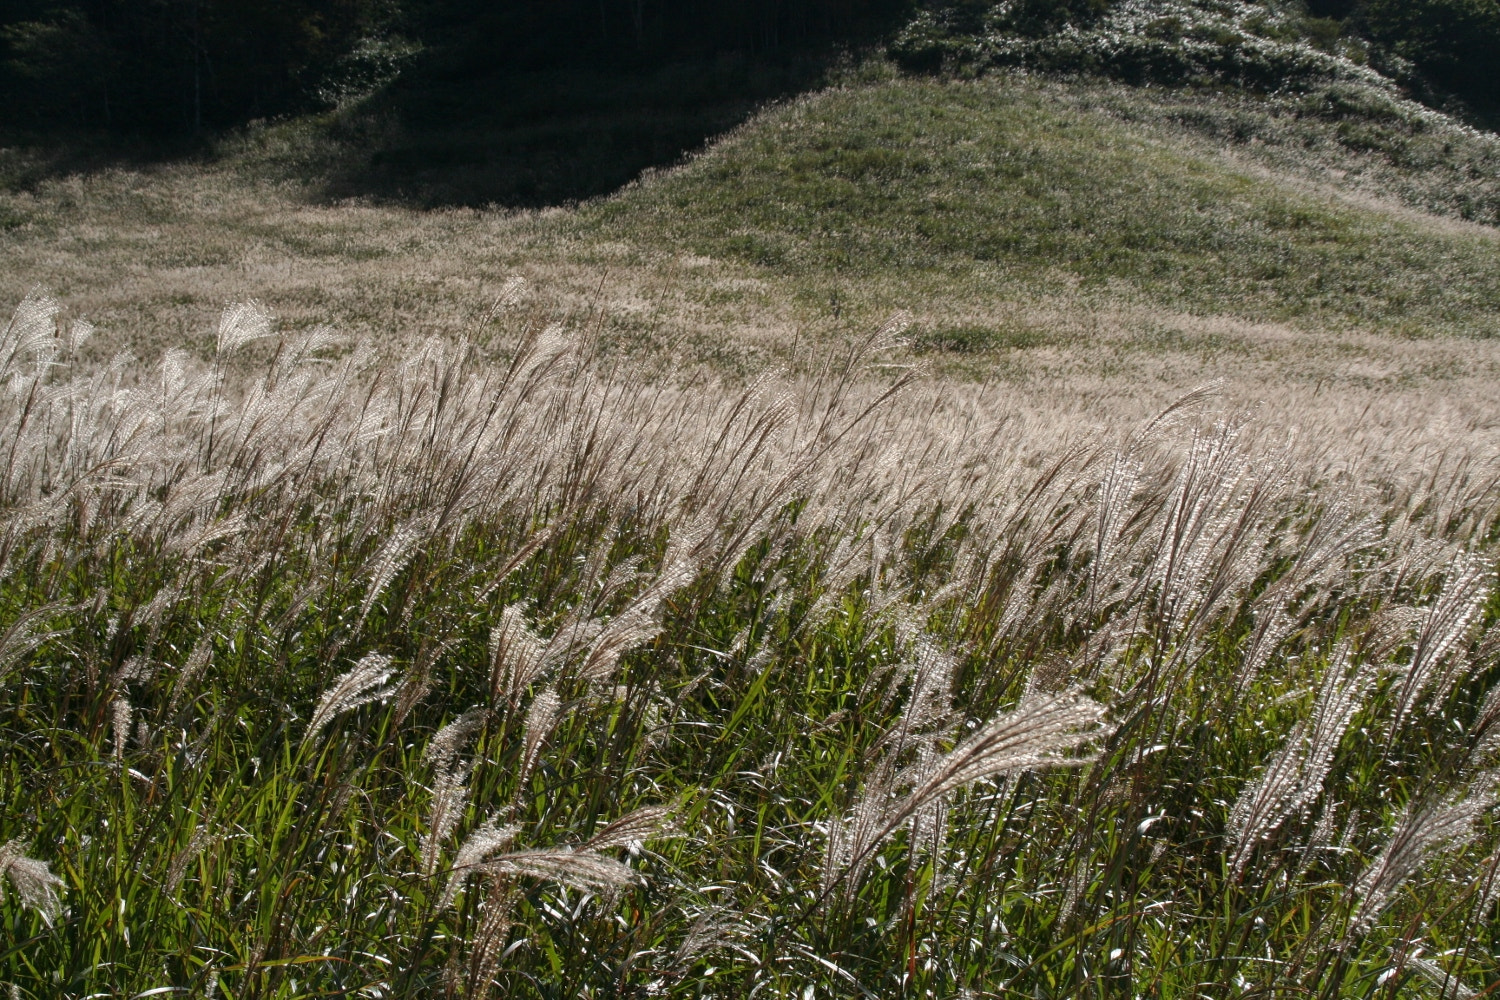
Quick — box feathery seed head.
[110,697,131,762]
[1349,780,1497,937]
[518,687,561,790]
[215,301,273,357]
[0,839,64,926]
[441,818,521,909]
[303,652,396,748]
[489,604,546,705]
[425,707,487,772]
[479,848,639,890]
[585,804,679,851]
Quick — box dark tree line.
[1359,0,1500,112]
[425,0,911,67]
[0,0,911,135]
[0,0,389,132]
[0,0,1495,137]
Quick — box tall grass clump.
[2,289,1500,998]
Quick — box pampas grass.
[3,289,1500,998]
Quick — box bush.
[892,0,1395,96]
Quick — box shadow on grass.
[0,131,211,195]
[0,43,887,211]
[314,49,857,209]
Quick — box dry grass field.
[4,73,1499,408]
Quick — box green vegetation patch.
[582,77,1500,338]
[912,322,1054,353]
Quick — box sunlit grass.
[2,290,1500,997]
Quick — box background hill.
[2,0,1497,205]
[1,61,1496,408]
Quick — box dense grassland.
[6,58,1500,998]
[587,75,1500,346]
[4,288,1500,998]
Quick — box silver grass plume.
[1390,553,1492,736]
[574,558,697,685]
[1227,644,1374,878]
[423,768,473,880]
[517,687,561,792]
[1363,605,1427,666]
[1471,846,1500,923]
[303,652,397,748]
[443,807,674,909]
[824,690,1109,898]
[64,318,92,355]
[823,775,892,896]
[496,274,528,307]
[1235,590,1294,697]
[480,275,528,324]
[167,637,213,716]
[465,877,518,1000]
[1088,452,1139,612]
[585,804,677,851]
[883,639,959,874]
[214,301,273,357]
[478,848,639,890]
[1406,955,1476,1000]
[424,707,487,773]
[0,839,64,926]
[1348,780,1497,938]
[357,519,425,628]
[489,604,546,706]
[110,697,131,762]
[1055,856,1093,927]
[421,709,486,878]
[1471,682,1500,769]
[441,818,521,908]
[165,823,216,894]
[116,655,155,684]
[673,906,759,966]
[0,290,59,382]
[0,603,66,685]
[901,690,1109,804]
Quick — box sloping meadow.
[2,291,1500,998]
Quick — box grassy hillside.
[2,71,1497,393]
[579,74,1500,344]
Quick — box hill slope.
[1,69,1498,399]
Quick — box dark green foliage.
[889,0,1377,94]
[894,0,1500,126]
[0,0,392,132]
[415,0,913,72]
[0,0,914,137]
[1363,0,1500,112]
